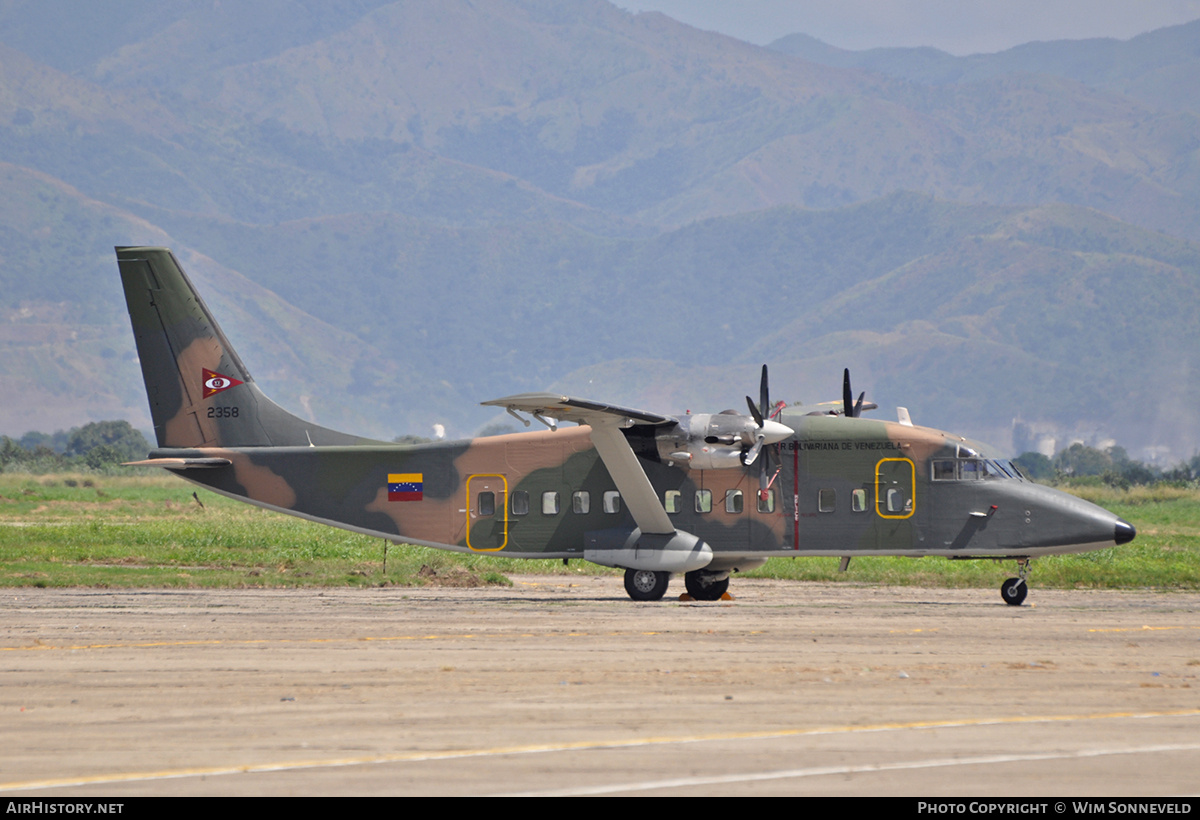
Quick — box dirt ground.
[1,576,1199,797]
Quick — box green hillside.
[0,0,1197,461]
[770,20,1200,116]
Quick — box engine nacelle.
[654,412,791,470]
[665,441,746,470]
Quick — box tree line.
[0,421,150,473]
[1014,443,1200,489]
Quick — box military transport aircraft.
[116,247,1135,605]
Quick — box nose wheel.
[1000,559,1031,606]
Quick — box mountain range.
[0,0,1197,460]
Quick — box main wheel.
[684,571,729,601]
[1001,577,1027,606]
[624,568,670,601]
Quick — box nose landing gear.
[1000,559,1031,606]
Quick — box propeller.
[842,368,865,418]
[744,364,787,497]
[660,365,791,473]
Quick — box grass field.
[1,472,1198,591]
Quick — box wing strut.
[482,392,676,536]
[588,422,674,535]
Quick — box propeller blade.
[744,435,764,466]
[746,395,764,428]
[843,369,868,417]
[759,444,773,494]
[758,364,787,490]
[759,364,769,421]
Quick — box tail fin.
[116,247,368,448]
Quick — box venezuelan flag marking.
[388,473,423,502]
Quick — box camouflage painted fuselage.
[117,246,1132,582]
[148,413,1126,567]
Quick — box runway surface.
[2,577,1198,796]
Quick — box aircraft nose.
[1114,519,1136,545]
[760,419,794,444]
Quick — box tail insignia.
[202,368,244,398]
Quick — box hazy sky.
[616,0,1200,55]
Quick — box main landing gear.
[624,568,670,601]
[622,569,732,601]
[1000,559,1031,606]
[684,570,729,601]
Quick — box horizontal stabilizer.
[123,457,232,470]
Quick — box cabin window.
[664,490,682,514]
[756,489,775,513]
[542,491,560,515]
[603,491,621,514]
[478,491,495,517]
[695,489,712,513]
[725,489,744,514]
[851,489,867,512]
[886,488,911,514]
[819,488,836,513]
[510,490,529,516]
[572,491,590,514]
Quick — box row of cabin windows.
[479,487,885,516]
[477,489,778,517]
[498,490,622,517]
[819,488,870,513]
[667,489,776,514]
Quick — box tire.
[1001,577,1028,606]
[684,571,729,601]
[624,568,670,601]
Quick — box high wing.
[482,393,678,536]
[482,393,676,427]
[796,399,880,416]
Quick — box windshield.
[932,458,1024,481]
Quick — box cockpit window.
[932,460,956,481]
[932,458,1020,481]
[959,459,985,479]
[998,460,1025,480]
